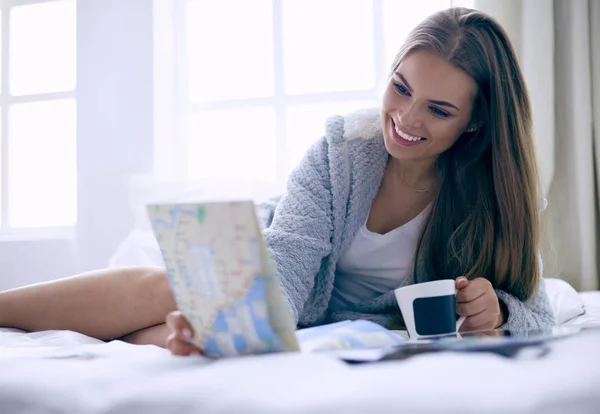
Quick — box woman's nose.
[398,103,422,130]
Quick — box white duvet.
[1,283,599,414]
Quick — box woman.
[0,7,555,355]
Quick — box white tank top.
[328,205,430,312]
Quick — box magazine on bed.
[146,200,579,361]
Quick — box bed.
[1,278,600,414]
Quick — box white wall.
[75,0,154,273]
[0,239,76,290]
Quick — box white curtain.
[476,0,600,291]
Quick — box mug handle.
[455,287,466,331]
[456,315,466,331]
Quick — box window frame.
[163,0,475,189]
[158,0,479,189]
[163,0,388,189]
[0,0,76,239]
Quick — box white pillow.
[544,278,585,325]
[109,228,165,268]
[108,175,282,268]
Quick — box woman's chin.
[383,135,420,160]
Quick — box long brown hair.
[392,8,540,301]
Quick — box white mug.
[394,279,466,339]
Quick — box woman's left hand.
[455,277,504,332]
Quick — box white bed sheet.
[1,294,600,414]
[1,330,600,414]
[0,322,600,414]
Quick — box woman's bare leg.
[120,323,170,348]
[0,266,177,341]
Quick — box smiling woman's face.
[381,50,478,163]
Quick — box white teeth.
[397,127,421,141]
[395,124,422,141]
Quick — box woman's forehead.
[396,51,478,105]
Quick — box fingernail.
[457,276,467,283]
[189,350,201,356]
[182,328,192,339]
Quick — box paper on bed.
[296,320,405,352]
[147,201,300,358]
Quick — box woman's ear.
[466,119,484,133]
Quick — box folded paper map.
[147,201,300,358]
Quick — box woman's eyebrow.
[395,72,461,111]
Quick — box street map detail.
[147,201,299,358]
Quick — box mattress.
[1,292,600,414]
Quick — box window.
[0,0,77,236]
[158,0,474,189]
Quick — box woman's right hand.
[165,310,203,356]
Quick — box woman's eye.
[393,83,410,95]
[430,106,450,118]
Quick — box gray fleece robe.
[257,108,555,331]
